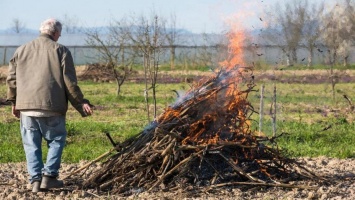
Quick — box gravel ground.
[0,157,354,199]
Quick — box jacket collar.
[40,33,55,41]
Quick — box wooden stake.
[272,84,277,137]
[259,84,265,134]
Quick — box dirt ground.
[0,157,354,199]
[2,65,355,84]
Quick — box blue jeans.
[20,114,67,183]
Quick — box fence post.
[73,47,76,64]
[259,84,265,134]
[3,47,7,65]
[272,84,277,137]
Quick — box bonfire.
[77,25,317,196]
[79,66,316,195]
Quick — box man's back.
[7,34,70,114]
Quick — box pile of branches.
[82,67,316,195]
[78,63,115,82]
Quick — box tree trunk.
[170,46,175,70]
[152,50,158,119]
[307,46,313,67]
[343,55,349,67]
[286,54,291,67]
[144,53,150,122]
[329,48,336,102]
[291,48,297,64]
[116,81,121,95]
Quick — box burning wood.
[82,67,316,195]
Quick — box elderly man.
[6,18,93,192]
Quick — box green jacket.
[6,34,90,117]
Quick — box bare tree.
[85,24,134,95]
[165,13,181,70]
[321,1,355,100]
[11,18,26,33]
[121,13,167,121]
[322,2,351,66]
[302,1,325,67]
[338,0,355,67]
[347,0,355,41]
[262,1,307,66]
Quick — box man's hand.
[12,105,20,118]
[82,103,93,116]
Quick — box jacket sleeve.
[61,48,91,117]
[6,56,17,105]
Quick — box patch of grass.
[252,118,355,158]
[0,69,355,163]
[0,122,25,162]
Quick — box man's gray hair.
[39,18,62,35]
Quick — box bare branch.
[11,18,26,34]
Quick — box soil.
[1,65,355,84]
[74,65,355,84]
[0,157,354,199]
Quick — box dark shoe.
[32,181,41,193]
[40,176,64,189]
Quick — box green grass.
[0,122,25,162]
[0,70,354,163]
[253,118,355,158]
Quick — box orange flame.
[156,15,254,146]
[219,21,247,69]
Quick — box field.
[0,66,354,199]
[1,66,354,162]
